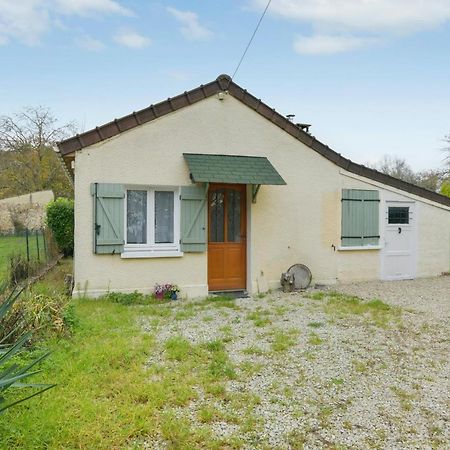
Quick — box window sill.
[338,245,382,251]
[121,251,184,259]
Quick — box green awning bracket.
[252,184,261,203]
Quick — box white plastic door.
[382,202,416,280]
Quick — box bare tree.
[0,107,76,199]
[370,155,418,184]
[370,155,448,193]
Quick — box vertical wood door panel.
[208,184,246,291]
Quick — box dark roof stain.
[57,74,450,207]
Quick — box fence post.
[43,229,48,262]
[25,228,30,262]
[36,230,40,261]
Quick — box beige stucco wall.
[338,172,450,281]
[416,202,450,276]
[73,94,450,297]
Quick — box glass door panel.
[226,189,241,242]
[209,189,225,242]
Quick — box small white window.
[122,187,182,258]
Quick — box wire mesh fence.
[0,228,59,285]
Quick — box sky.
[1,0,450,171]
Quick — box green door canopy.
[183,153,286,185]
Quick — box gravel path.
[141,277,450,449]
[334,276,450,320]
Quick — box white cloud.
[55,0,132,17]
[252,0,450,32]
[0,1,50,45]
[114,29,151,49]
[167,6,212,41]
[0,0,131,45]
[294,34,377,55]
[76,34,105,51]
[250,0,450,54]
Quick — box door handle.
[398,227,402,234]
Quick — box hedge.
[46,198,74,256]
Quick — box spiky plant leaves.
[0,287,54,414]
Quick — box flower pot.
[171,292,178,300]
[155,292,164,300]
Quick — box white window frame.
[121,185,182,258]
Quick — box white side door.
[381,201,416,280]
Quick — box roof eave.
[58,74,450,208]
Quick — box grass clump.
[307,291,326,300]
[307,321,324,328]
[390,386,416,411]
[285,430,306,449]
[239,361,264,377]
[164,336,194,361]
[242,345,265,356]
[330,378,344,386]
[352,359,375,374]
[197,405,239,425]
[204,340,236,380]
[324,292,401,327]
[246,309,271,327]
[174,305,197,321]
[308,332,324,346]
[205,295,239,309]
[270,328,299,352]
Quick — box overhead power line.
[230,0,273,81]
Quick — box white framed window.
[122,186,182,258]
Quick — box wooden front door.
[208,184,246,291]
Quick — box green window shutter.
[360,190,379,246]
[341,189,379,247]
[180,184,208,252]
[91,183,125,254]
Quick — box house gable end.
[58,74,450,208]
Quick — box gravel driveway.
[141,277,450,449]
[335,276,450,320]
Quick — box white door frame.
[381,200,417,280]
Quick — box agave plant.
[0,285,55,414]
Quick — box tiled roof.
[57,74,450,208]
[183,153,286,185]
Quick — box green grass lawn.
[0,263,243,449]
[0,233,47,281]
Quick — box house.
[58,74,450,298]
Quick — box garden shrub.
[441,181,450,198]
[0,289,76,345]
[46,198,74,256]
[100,291,157,305]
[0,287,55,414]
